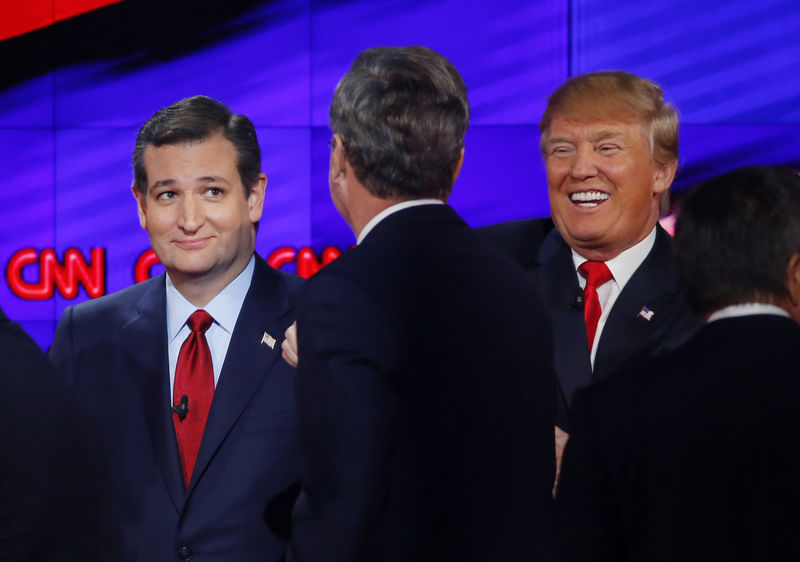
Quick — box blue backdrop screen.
[1,0,798,348]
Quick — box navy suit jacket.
[556,315,800,561]
[290,205,557,562]
[50,255,303,562]
[479,218,700,429]
[1,307,113,561]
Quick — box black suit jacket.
[0,307,112,561]
[555,315,800,561]
[289,204,557,562]
[479,218,700,429]
[50,256,302,562]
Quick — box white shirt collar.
[166,255,255,342]
[357,199,444,245]
[571,226,657,291]
[707,302,790,323]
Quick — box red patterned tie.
[173,309,215,489]
[578,261,613,352]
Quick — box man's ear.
[653,160,678,195]
[786,253,800,307]
[248,173,267,223]
[132,183,148,230]
[329,133,347,185]
[781,253,800,324]
[452,147,465,185]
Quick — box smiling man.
[481,72,701,482]
[50,95,303,562]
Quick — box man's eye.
[597,144,620,154]
[206,187,223,197]
[552,146,573,156]
[156,191,176,201]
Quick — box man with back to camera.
[555,166,800,561]
[285,46,557,561]
[49,95,303,562]
[480,71,701,480]
[0,305,113,561]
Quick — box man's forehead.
[143,135,238,178]
[543,115,647,142]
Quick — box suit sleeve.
[49,305,76,384]
[0,311,113,561]
[554,386,624,562]
[288,270,399,562]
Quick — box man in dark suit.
[1,306,112,561]
[480,72,700,480]
[555,166,800,561]
[50,95,302,562]
[286,46,556,562]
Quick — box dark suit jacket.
[289,204,557,562]
[479,218,700,429]
[50,256,303,562]
[0,306,112,562]
[555,315,800,562]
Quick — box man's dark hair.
[329,46,469,201]
[675,166,800,315]
[132,95,261,196]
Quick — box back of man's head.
[329,46,469,201]
[132,95,262,197]
[675,166,800,315]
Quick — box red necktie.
[173,309,215,489]
[578,261,613,352]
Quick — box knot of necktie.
[578,261,613,288]
[187,309,213,333]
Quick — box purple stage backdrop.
[1,0,799,348]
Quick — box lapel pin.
[261,332,277,349]
[637,306,655,321]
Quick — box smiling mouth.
[570,191,610,208]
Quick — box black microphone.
[172,394,189,421]
[571,288,584,310]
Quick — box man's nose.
[177,196,204,232]
[570,145,598,180]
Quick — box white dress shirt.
[166,255,255,400]
[572,227,657,367]
[707,302,789,322]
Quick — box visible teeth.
[571,191,610,202]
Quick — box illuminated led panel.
[310,0,567,126]
[0,129,55,328]
[674,124,800,194]
[0,0,124,42]
[571,0,800,123]
[53,127,144,319]
[53,1,311,128]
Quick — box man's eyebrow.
[151,179,175,189]
[199,176,231,184]
[589,129,627,142]
[150,176,231,189]
[543,135,574,145]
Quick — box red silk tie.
[578,261,613,352]
[173,309,215,489]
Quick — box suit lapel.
[119,275,185,512]
[537,229,594,408]
[593,226,681,377]
[187,257,292,495]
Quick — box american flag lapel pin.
[261,332,277,349]
[637,306,655,321]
